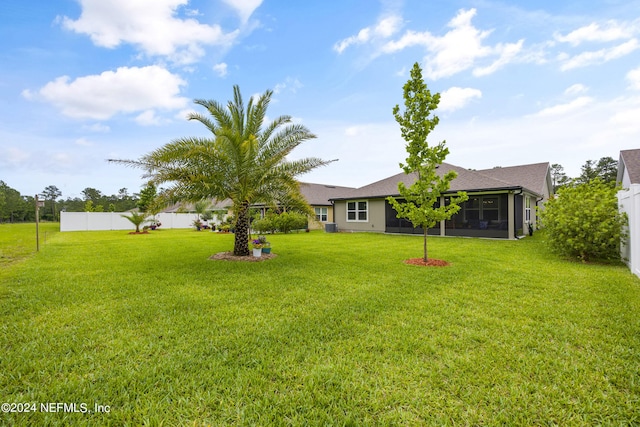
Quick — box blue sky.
[2,0,640,199]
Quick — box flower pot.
[252,248,262,257]
[262,247,271,254]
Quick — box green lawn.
[1,225,639,426]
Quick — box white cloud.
[344,125,364,137]
[135,110,163,126]
[559,38,639,70]
[213,62,228,77]
[529,96,593,118]
[473,40,524,76]
[381,9,523,79]
[221,0,263,23]
[439,87,482,112]
[627,66,640,90]
[81,123,111,133]
[564,84,588,96]
[4,147,30,165]
[61,0,237,64]
[273,77,303,95]
[610,107,640,132]
[334,14,402,54]
[28,65,189,120]
[554,21,635,46]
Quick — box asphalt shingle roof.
[299,182,356,205]
[331,162,550,200]
[620,149,640,185]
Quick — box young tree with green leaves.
[387,62,468,262]
[110,85,333,256]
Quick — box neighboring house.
[161,183,355,230]
[330,162,553,240]
[299,182,356,230]
[617,149,640,278]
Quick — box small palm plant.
[121,211,151,233]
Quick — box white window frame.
[346,200,368,222]
[525,196,531,223]
[314,207,328,222]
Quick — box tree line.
[0,182,142,223]
[550,156,618,192]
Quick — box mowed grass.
[1,225,639,426]
[0,222,58,267]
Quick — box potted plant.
[251,239,263,257]
[258,235,271,254]
[192,219,203,231]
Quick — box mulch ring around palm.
[404,258,450,267]
[209,252,277,262]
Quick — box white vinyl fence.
[618,185,640,278]
[60,212,206,232]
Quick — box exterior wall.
[60,211,207,232]
[308,205,334,230]
[333,199,386,232]
[618,185,640,278]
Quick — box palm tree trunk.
[423,227,428,262]
[233,202,250,256]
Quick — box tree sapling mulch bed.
[404,258,450,267]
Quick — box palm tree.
[110,85,333,255]
[121,211,150,233]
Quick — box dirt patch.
[209,251,277,262]
[404,258,450,267]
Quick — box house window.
[525,197,531,222]
[315,207,328,222]
[347,201,368,222]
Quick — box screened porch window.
[446,194,508,231]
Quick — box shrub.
[273,211,307,233]
[539,179,627,262]
[252,211,308,234]
[252,216,275,234]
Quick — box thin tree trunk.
[233,202,250,256]
[423,227,428,262]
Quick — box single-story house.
[330,162,553,239]
[617,149,640,278]
[161,183,355,230]
[299,182,355,229]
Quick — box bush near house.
[539,178,627,262]
[253,211,308,234]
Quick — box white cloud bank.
[377,9,525,79]
[61,0,239,64]
[23,65,189,120]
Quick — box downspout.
[535,195,544,232]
